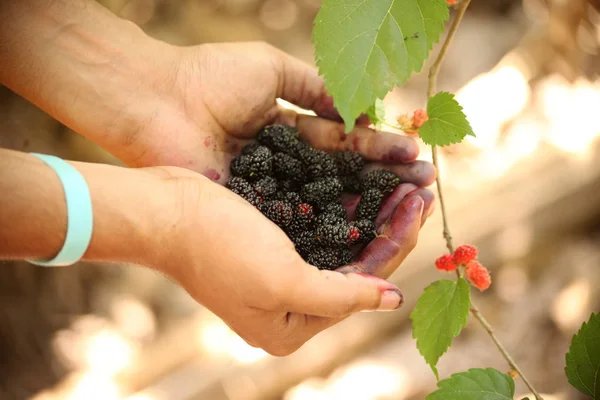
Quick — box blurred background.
[1,0,600,399]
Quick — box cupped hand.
[127,42,435,189]
[150,165,434,356]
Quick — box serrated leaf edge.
[426,368,515,399]
[410,278,471,379]
[564,312,600,397]
[419,91,475,146]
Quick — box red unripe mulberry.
[435,254,457,272]
[453,245,478,265]
[466,261,491,291]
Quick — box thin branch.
[431,147,454,254]
[426,1,543,399]
[470,305,543,399]
[427,0,471,99]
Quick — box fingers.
[280,265,404,319]
[342,184,434,228]
[337,194,424,279]
[277,111,420,163]
[376,186,435,228]
[362,161,437,187]
[272,47,342,122]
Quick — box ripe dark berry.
[301,177,343,208]
[246,146,273,181]
[241,143,262,155]
[298,148,338,179]
[226,177,262,207]
[356,188,384,221]
[257,125,303,155]
[260,200,294,228]
[351,219,377,243]
[293,230,317,258]
[340,175,362,193]
[253,176,277,200]
[332,151,364,175]
[435,254,457,272]
[230,146,273,181]
[314,212,346,227]
[322,202,347,219]
[230,155,250,177]
[279,179,301,193]
[286,203,314,236]
[275,191,302,206]
[361,169,401,194]
[453,245,478,265]
[272,153,306,183]
[306,247,352,270]
[316,223,352,247]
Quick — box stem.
[431,147,454,254]
[426,2,543,399]
[470,305,542,399]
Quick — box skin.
[0,0,437,356]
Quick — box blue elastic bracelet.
[27,153,94,267]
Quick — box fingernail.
[377,290,404,311]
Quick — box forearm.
[0,0,178,163]
[0,148,170,266]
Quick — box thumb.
[281,266,404,318]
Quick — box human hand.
[149,166,435,356]
[118,42,436,190]
[0,3,435,190]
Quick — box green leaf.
[427,368,515,399]
[410,278,471,379]
[419,91,475,146]
[366,99,386,129]
[313,0,449,132]
[565,312,600,399]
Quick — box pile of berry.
[226,125,403,270]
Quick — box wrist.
[0,149,175,268]
[72,162,176,268]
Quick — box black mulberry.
[257,125,303,155]
[298,148,338,179]
[226,177,261,207]
[300,177,342,208]
[253,176,277,200]
[307,247,353,270]
[316,223,352,247]
[275,191,302,206]
[351,219,377,244]
[340,175,362,193]
[260,200,294,228]
[314,212,346,227]
[332,151,364,175]
[273,153,306,183]
[230,146,273,181]
[322,202,347,220]
[356,188,384,221]
[361,169,401,194]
